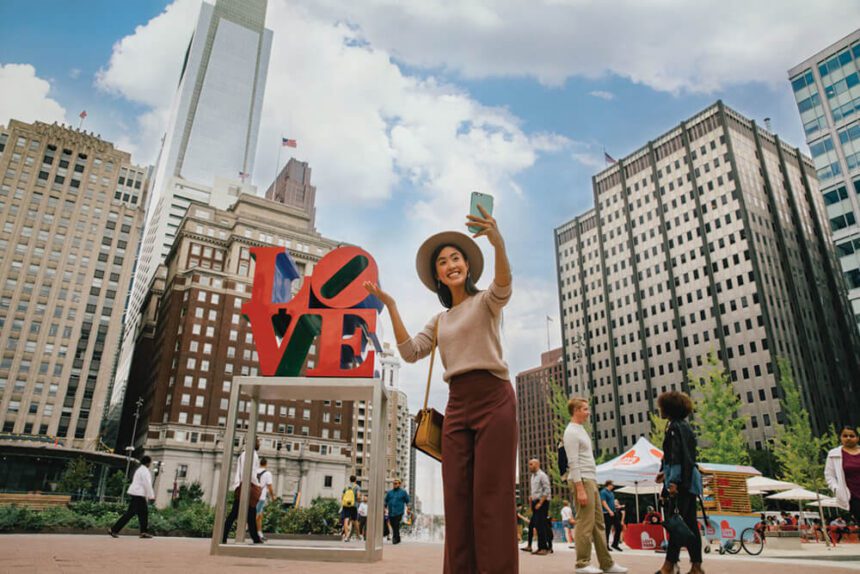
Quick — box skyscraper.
[265,158,317,228]
[515,348,566,501]
[0,120,148,448]
[111,0,273,412]
[555,101,860,456]
[788,29,860,333]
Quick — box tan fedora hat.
[415,231,484,292]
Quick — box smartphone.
[468,192,494,233]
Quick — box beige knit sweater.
[397,281,512,382]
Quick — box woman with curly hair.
[655,391,704,574]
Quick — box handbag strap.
[422,318,440,411]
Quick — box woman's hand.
[466,204,503,248]
[363,282,394,308]
[655,471,664,484]
[667,483,678,497]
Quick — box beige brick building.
[0,119,148,449]
[555,102,860,457]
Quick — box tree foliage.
[56,457,94,496]
[772,357,830,490]
[649,412,667,448]
[690,353,749,464]
[544,377,573,491]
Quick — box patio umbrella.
[747,476,798,492]
[766,487,832,546]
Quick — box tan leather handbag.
[411,319,443,462]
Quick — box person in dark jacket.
[655,391,703,574]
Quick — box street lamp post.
[122,397,144,503]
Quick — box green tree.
[175,482,205,507]
[772,357,830,490]
[544,377,573,491]
[649,412,667,447]
[690,353,749,464]
[104,470,126,499]
[56,457,94,497]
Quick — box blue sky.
[2,0,859,512]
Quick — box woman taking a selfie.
[365,203,516,573]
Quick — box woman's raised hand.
[363,281,394,308]
[466,203,503,247]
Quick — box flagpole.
[546,316,551,351]
[275,137,282,193]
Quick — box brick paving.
[0,535,858,573]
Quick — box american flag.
[604,151,617,165]
[282,137,297,148]
[79,110,87,119]
[238,171,249,181]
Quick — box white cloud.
[298,0,860,93]
[0,64,67,127]
[589,90,615,101]
[68,68,81,80]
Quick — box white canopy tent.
[596,436,664,521]
[747,476,798,492]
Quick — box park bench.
[0,493,71,509]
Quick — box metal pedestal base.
[210,377,387,563]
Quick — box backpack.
[557,441,569,476]
[342,486,356,508]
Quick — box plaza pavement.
[1,534,858,573]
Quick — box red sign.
[242,246,383,378]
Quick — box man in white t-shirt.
[255,458,275,542]
[561,500,576,547]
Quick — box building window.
[324,475,333,488]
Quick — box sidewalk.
[1,534,858,573]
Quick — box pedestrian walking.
[357,494,369,540]
[364,202,518,573]
[255,458,275,542]
[655,391,704,574]
[561,499,576,547]
[221,438,262,544]
[525,459,552,555]
[825,425,860,524]
[108,455,155,538]
[563,397,627,574]
[384,478,410,544]
[341,475,360,542]
[600,480,622,551]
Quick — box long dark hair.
[431,243,479,309]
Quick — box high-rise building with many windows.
[555,101,860,456]
[788,29,860,332]
[0,120,148,448]
[111,0,273,415]
[515,347,566,501]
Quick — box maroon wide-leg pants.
[442,370,518,574]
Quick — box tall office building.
[111,0,273,412]
[265,158,317,228]
[121,193,356,507]
[788,29,860,332]
[0,120,147,448]
[515,348,566,501]
[555,101,860,455]
[351,343,413,492]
